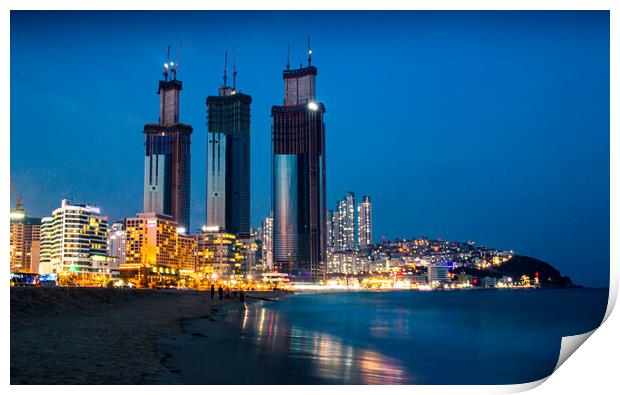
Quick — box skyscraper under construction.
[206,52,252,238]
[143,54,192,232]
[272,40,327,281]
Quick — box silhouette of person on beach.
[210,284,215,300]
[218,286,224,300]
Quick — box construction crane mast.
[10,176,23,211]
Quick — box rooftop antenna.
[223,50,228,87]
[307,34,312,66]
[171,40,183,80]
[232,47,237,91]
[163,44,170,81]
[286,42,291,70]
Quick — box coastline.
[153,291,294,384]
[11,287,608,385]
[153,288,609,385]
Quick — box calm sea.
[162,288,608,385]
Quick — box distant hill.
[456,255,576,288]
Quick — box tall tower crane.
[10,176,23,211]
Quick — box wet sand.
[155,296,300,384]
[10,287,282,384]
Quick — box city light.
[308,101,319,111]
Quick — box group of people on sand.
[210,284,245,303]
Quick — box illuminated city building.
[427,264,450,284]
[247,236,263,274]
[234,238,249,276]
[107,221,126,265]
[10,205,41,273]
[177,234,197,274]
[38,199,111,277]
[259,215,273,269]
[326,209,334,249]
[357,196,372,248]
[194,229,237,277]
[206,53,252,238]
[122,212,178,278]
[143,58,192,231]
[38,217,53,274]
[336,192,356,250]
[272,41,327,281]
[330,209,341,250]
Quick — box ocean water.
[161,288,609,385]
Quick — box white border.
[3,1,617,394]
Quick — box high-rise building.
[260,215,273,269]
[108,221,126,265]
[10,205,41,273]
[331,209,342,250]
[272,44,327,281]
[143,61,192,232]
[39,217,53,274]
[206,57,252,238]
[358,196,372,248]
[343,192,356,250]
[335,192,355,250]
[39,199,112,277]
[326,209,334,249]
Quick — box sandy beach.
[10,286,282,384]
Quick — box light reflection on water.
[211,290,607,384]
[243,304,411,384]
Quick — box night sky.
[10,11,609,286]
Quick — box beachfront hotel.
[178,234,197,274]
[271,40,327,282]
[122,212,181,281]
[38,199,116,280]
[194,228,238,278]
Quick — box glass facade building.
[206,86,252,238]
[272,63,326,281]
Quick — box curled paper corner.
[553,329,596,373]
[502,377,549,393]
[603,283,618,323]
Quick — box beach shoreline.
[10,286,284,384]
[154,290,295,384]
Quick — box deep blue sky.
[10,11,609,286]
